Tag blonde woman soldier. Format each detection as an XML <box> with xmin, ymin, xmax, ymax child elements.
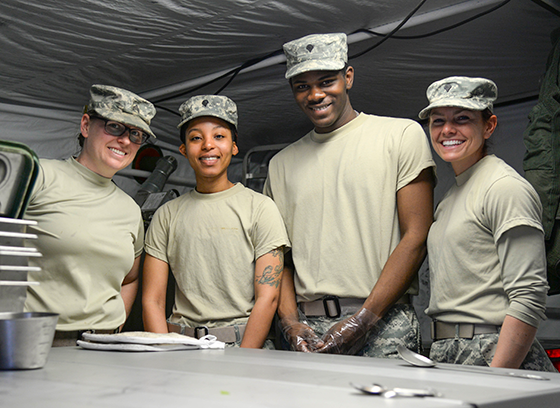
<box><xmin>25</xmin><ymin>85</ymin><xmax>156</xmax><ymax>346</ymax></box>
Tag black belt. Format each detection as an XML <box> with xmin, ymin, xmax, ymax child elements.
<box><xmin>53</xmin><ymin>329</ymin><xmax>119</xmax><ymax>347</ymax></box>
<box><xmin>54</xmin><ymin>329</ymin><xmax>119</xmax><ymax>339</ymax></box>
<box><xmin>431</xmin><ymin>321</ymin><xmax>500</xmax><ymax>340</ymax></box>
<box><xmin>167</xmin><ymin>322</ymin><xmax>246</xmax><ymax>343</ymax></box>
<box><xmin>298</xmin><ymin>295</ymin><xmax>410</xmax><ymax>318</ymax></box>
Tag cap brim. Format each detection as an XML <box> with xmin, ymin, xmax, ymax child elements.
<box><xmin>177</xmin><ymin>110</ymin><xmax>237</xmax><ymax>129</ymax></box>
<box><xmin>418</xmin><ymin>98</ymin><xmax>492</xmax><ymax>120</ymax></box>
<box><xmin>285</xmin><ymin>59</ymin><xmax>346</xmax><ymax>79</ymax></box>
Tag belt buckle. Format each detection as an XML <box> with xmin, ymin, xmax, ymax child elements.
<box><xmin>194</xmin><ymin>326</ymin><xmax>209</xmax><ymax>339</ymax></box>
<box><xmin>323</xmin><ymin>295</ymin><xmax>341</xmax><ymax>318</ymax></box>
<box><xmin>458</xmin><ymin>323</ymin><xmax>475</xmax><ymax>339</ymax></box>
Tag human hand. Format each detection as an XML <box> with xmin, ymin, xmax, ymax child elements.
<box><xmin>281</xmin><ymin>319</ymin><xmax>324</xmax><ymax>352</ymax></box>
<box><xmin>317</xmin><ymin>308</ymin><xmax>379</xmax><ymax>355</ymax></box>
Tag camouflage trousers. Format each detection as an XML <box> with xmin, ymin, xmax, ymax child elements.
<box><xmin>305</xmin><ymin>303</ymin><xmax>422</xmax><ymax>358</ymax></box>
<box><xmin>226</xmin><ymin>338</ymin><xmax>276</xmax><ymax>349</ymax></box>
<box><xmin>429</xmin><ymin>333</ymin><xmax>557</xmax><ymax>372</ymax></box>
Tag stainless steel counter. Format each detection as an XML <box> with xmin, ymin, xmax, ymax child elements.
<box><xmin>1</xmin><ymin>347</ymin><xmax>560</xmax><ymax>407</ymax></box>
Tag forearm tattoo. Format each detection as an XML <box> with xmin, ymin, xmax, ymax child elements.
<box><xmin>255</xmin><ymin>248</ymin><xmax>284</xmax><ymax>288</ymax></box>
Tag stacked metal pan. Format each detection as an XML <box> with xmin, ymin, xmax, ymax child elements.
<box><xmin>0</xmin><ymin>221</ymin><xmax>57</xmax><ymax>370</ymax></box>
<box><xmin>0</xmin><ymin>140</ymin><xmax>42</xmax><ymax>313</ymax></box>
<box><xmin>0</xmin><ymin>141</ymin><xmax>59</xmax><ymax>370</ymax></box>
<box><xmin>0</xmin><ymin>217</ymin><xmax>41</xmax><ymax>313</ymax></box>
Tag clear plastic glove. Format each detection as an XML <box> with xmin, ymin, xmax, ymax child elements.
<box><xmin>281</xmin><ymin>318</ymin><xmax>324</xmax><ymax>352</ymax></box>
<box><xmin>317</xmin><ymin>308</ymin><xmax>379</xmax><ymax>355</ymax></box>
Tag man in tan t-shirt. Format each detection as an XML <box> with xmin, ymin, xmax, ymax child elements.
<box><xmin>263</xmin><ymin>33</ymin><xmax>435</xmax><ymax>356</ymax></box>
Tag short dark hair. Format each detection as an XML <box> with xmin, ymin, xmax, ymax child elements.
<box><xmin>481</xmin><ymin>108</ymin><xmax>493</xmax><ymax>122</ymax></box>
<box><xmin>481</xmin><ymin>108</ymin><xmax>496</xmax><ymax>155</ymax></box>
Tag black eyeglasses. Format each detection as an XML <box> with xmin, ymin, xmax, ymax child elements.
<box><xmin>91</xmin><ymin>116</ymin><xmax>149</xmax><ymax>145</ymax></box>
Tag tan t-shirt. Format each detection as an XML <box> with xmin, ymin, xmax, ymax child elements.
<box><xmin>264</xmin><ymin>113</ymin><xmax>435</xmax><ymax>302</ymax></box>
<box><xmin>426</xmin><ymin>155</ymin><xmax>548</xmax><ymax>326</ymax></box>
<box><xmin>145</xmin><ymin>183</ymin><xmax>290</xmax><ymax>328</ymax></box>
<box><xmin>24</xmin><ymin>157</ymin><xmax>144</xmax><ymax>330</ymax></box>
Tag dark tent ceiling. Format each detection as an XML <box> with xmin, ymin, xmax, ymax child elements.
<box><xmin>1</xmin><ymin>0</ymin><xmax>559</xmax><ymax>188</ymax></box>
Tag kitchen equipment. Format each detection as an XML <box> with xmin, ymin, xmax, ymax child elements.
<box><xmin>351</xmin><ymin>382</ymin><xmax>437</xmax><ymax>397</ymax></box>
<box><xmin>0</xmin><ymin>280</ymin><xmax>39</xmax><ymax>286</ymax></box>
<box><xmin>0</xmin><ymin>140</ymin><xmax>39</xmax><ymax>219</ymax></box>
<box><xmin>0</xmin><ymin>217</ymin><xmax>38</xmax><ymax>241</ymax></box>
<box><xmin>0</xmin><ymin>141</ymin><xmax>42</xmax><ymax>312</ymax></box>
<box><xmin>350</xmin><ymin>382</ymin><xmax>474</xmax><ymax>405</ymax></box>
<box><xmin>0</xmin><ymin>312</ymin><xmax>58</xmax><ymax>370</ymax></box>
<box><xmin>0</xmin><ymin>217</ymin><xmax>41</xmax><ymax>313</ymax></box>
<box><xmin>397</xmin><ymin>345</ymin><xmax>550</xmax><ymax>380</ymax></box>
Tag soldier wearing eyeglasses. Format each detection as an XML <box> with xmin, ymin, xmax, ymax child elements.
<box><xmin>24</xmin><ymin>85</ymin><xmax>156</xmax><ymax>346</ymax></box>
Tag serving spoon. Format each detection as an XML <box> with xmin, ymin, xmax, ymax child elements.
<box><xmin>351</xmin><ymin>383</ymin><xmax>474</xmax><ymax>405</ymax></box>
<box><xmin>397</xmin><ymin>345</ymin><xmax>550</xmax><ymax>381</ymax></box>
<box><xmin>351</xmin><ymin>382</ymin><xmax>437</xmax><ymax>397</ymax></box>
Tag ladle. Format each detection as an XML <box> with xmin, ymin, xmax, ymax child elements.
<box><xmin>397</xmin><ymin>345</ymin><xmax>550</xmax><ymax>381</ymax></box>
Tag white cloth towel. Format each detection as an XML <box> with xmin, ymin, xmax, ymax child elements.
<box><xmin>77</xmin><ymin>331</ymin><xmax>225</xmax><ymax>352</ymax></box>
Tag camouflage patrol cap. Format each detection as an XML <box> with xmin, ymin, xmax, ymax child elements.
<box><xmin>419</xmin><ymin>76</ymin><xmax>498</xmax><ymax>119</ymax></box>
<box><xmin>283</xmin><ymin>33</ymin><xmax>348</xmax><ymax>79</ymax></box>
<box><xmin>177</xmin><ymin>95</ymin><xmax>238</xmax><ymax>129</ymax></box>
<box><xmin>85</xmin><ymin>84</ymin><xmax>157</xmax><ymax>138</ymax></box>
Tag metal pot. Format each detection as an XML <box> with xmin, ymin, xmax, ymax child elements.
<box><xmin>0</xmin><ymin>312</ymin><xmax>58</xmax><ymax>370</ymax></box>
